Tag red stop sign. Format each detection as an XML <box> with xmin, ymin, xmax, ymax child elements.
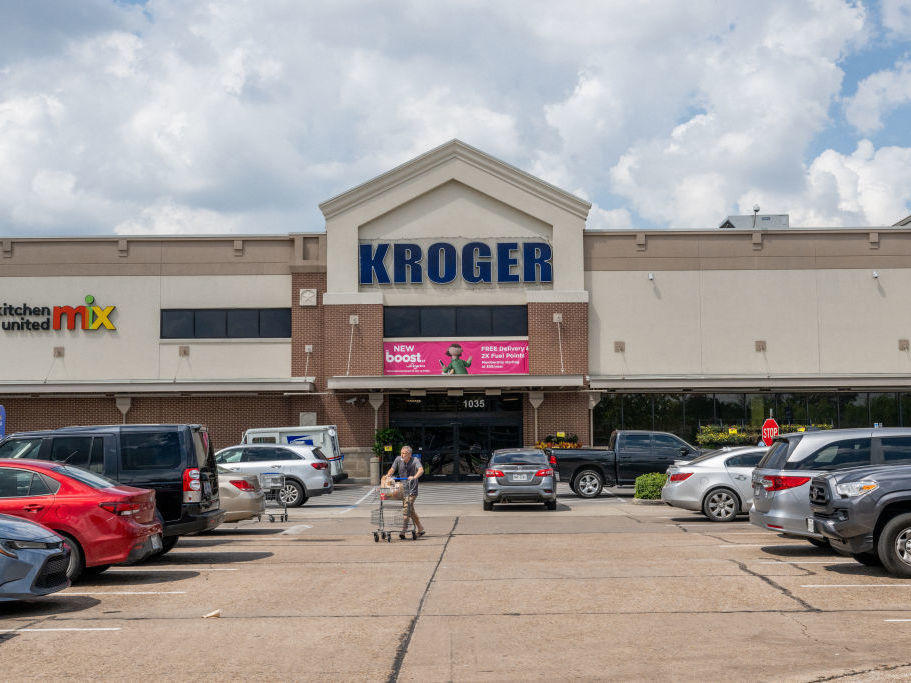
<box><xmin>762</xmin><ymin>418</ymin><xmax>779</xmax><ymax>446</ymax></box>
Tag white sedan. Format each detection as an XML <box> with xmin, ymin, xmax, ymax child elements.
<box><xmin>214</xmin><ymin>444</ymin><xmax>333</xmax><ymax>507</ymax></box>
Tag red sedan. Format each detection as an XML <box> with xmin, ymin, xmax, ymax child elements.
<box><xmin>0</xmin><ymin>459</ymin><xmax>163</xmax><ymax>580</ymax></box>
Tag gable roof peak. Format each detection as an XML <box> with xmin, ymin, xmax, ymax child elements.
<box><xmin>319</xmin><ymin>139</ymin><xmax>591</xmax><ymax>221</ymax></box>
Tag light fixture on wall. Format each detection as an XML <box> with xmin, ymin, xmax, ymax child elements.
<box><xmin>755</xmin><ymin>340</ymin><xmax>767</xmax><ymax>352</ymax></box>
<box><xmin>614</xmin><ymin>341</ymin><xmax>625</xmax><ymax>353</ymax></box>
<box><xmin>873</xmin><ymin>270</ymin><xmax>880</xmax><ymax>279</ymax></box>
<box><xmin>900</xmin><ymin>339</ymin><xmax>909</xmax><ymax>351</ymax></box>
<box><xmin>53</xmin><ymin>346</ymin><xmax>64</xmax><ymax>358</ymax></box>
<box><xmin>648</xmin><ymin>272</ymin><xmax>654</xmax><ymax>281</ymax></box>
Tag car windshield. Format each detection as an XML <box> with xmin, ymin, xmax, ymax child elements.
<box><xmin>490</xmin><ymin>452</ymin><xmax>547</xmax><ymax>465</ymax></box>
<box><xmin>53</xmin><ymin>465</ymin><xmax>119</xmax><ymax>490</ymax></box>
<box><xmin>0</xmin><ymin>438</ymin><xmax>43</xmax><ymax>459</ymax></box>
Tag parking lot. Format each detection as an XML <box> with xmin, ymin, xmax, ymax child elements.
<box><xmin>2</xmin><ymin>483</ymin><xmax>911</xmax><ymax>681</ymax></box>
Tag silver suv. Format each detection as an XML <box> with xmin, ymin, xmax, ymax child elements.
<box><xmin>750</xmin><ymin>428</ymin><xmax>911</xmax><ymax>545</ymax></box>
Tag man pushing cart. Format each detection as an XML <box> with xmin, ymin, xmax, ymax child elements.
<box><xmin>386</xmin><ymin>445</ymin><xmax>425</xmax><ymax>539</ymax></box>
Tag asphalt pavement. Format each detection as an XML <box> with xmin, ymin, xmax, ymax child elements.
<box><xmin>2</xmin><ymin>483</ymin><xmax>911</xmax><ymax>681</ymax></box>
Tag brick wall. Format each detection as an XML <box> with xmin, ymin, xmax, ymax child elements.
<box><xmin>522</xmin><ymin>392</ymin><xmax>590</xmax><ymax>446</ymax></box>
<box><xmin>527</xmin><ymin>302</ymin><xmax>588</xmax><ymax>376</ymax></box>
<box><xmin>323</xmin><ymin>304</ymin><xmax>383</xmax><ymax>379</ymax></box>
<box><xmin>291</xmin><ymin>272</ymin><xmax>326</xmax><ymax>386</ymax></box>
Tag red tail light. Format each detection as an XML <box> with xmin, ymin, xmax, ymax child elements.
<box><xmin>535</xmin><ymin>468</ymin><xmax>554</xmax><ymax>477</ymax></box>
<box><xmin>310</xmin><ymin>462</ymin><xmax>328</xmax><ymax>470</ymax></box>
<box><xmin>761</xmin><ymin>475</ymin><xmax>810</xmax><ymax>492</ymax></box>
<box><xmin>230</xmin><ymin>480</ymin><xmax>256</xmax><ymax>491</ymax></box>
<box><xmin>669</xmin><ymin>472</ymin><xmax>693</xmax><ymax>482</ymax></box>
<box><xmin>99</xmin><ymin>501</ymin><xmax>141</xmax><ymax>516</ymax></box>
<box><xmin>484</xmin><ymin>469</ymin><xmax>504</xmax><ymax>478</ymax></box>
<box><xmin>183</xmin><ymin>467</ymin><xmax>201</xmax><ymax>503</ymax></box>
<box><xmin>549</xmin><ymin>454</ymin><xmax>557</xmax><ymax>466</ymax></box>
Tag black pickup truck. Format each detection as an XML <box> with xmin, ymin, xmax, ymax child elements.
<box><xmin>811</xmin><ymin>462</ymin><xmax>911</xmax><ymax>576</ymax></box>
<box><xmin>550</xmin><ymin>430</ymin><xmax>700</xmax><ymax>498</ymax></box>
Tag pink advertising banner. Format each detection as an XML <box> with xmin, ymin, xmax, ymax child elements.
<box><xmin>384</xmin><ymin>340</ymin><xmax>529</xmax><ymax>376</ymax></box>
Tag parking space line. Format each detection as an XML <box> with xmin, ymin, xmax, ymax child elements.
<box><xmin>105</xmin><ymin>567</ymin><xmax>239</xmax><ymax>572</ymax></box>
<box><xmin>802</xmin><ymin>584</ymin><xmax>911</xmax><ymax>588</ymax></box>
<box><xmin>757</xmin><ymin>560</ymin><xmax>855</xmax><ymax>565</ymax></box>
<box><xmin>885</xmin><ymin>619</ymin><xmax>911</xmax><ymax>622</ymax></box>
<box><xmin>63</xmin><ymin>591</ymin><xmax>187</xmax><ymax>595</ymax></box>
<box><xmin>333</xmin><ymin>486</ymin><xmax>377</xmax><ymax>515</ymax></box>
<box><xmin>714</xmin><ymin>544</ymin><xmax>768</xmax><ymax>548</ymax></box>
<box><xmin>0</xmin><ymin>626</ymin><xmax>122</xmax><ymax>633</ymax></box>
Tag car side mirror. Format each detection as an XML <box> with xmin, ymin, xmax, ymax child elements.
<box><xmin>679</xmin><ymin>447</ymin><xmax>690</xmax><ymax>456</ymax></box>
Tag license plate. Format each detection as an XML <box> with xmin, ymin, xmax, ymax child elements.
<box><xmin>512</xmin><ymin>474</ymin><xmax>528</xmax><ymax>481</ymax></box>
<box><xmin>806</xmin><ymin>518</ymin><xmax>815</xmax><ymax>533</ymax></box>
<box><xmin>151</xmin><ymin>534</ymin><xmax>163</xmax><ymax>551</ymax></box>
<box><xmin>203</xmin><ymin>481</ymin><xmax>212</xmax><ymax>496</ymax></box>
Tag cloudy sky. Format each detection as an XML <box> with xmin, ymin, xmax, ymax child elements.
<box><xmin>1</xmin><ymin>0</ymin><xmax>910</xmax><ymax>236</ymax></box>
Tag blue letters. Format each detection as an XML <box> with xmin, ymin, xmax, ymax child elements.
<box><xmin>393</xmin><ymin>243</ymin><xmax>423</xmax><ymax>283</ymax></box>
<box><xmin>496</xmin><ymin>242</ymin><xmax>520</xmax><ymax>283</ymax></box>
<box><xmin>462</xmin><ymin>242</ymin><xmax>492</xmax><ymax>283</ymax></box>
<box><xmin>523</xmin><ymin>242</ymin><xmax>552</xmax><ymax>283</ymax></box>
<box><xmin>359</xmin><ymin>243</ymin><xmax>390</xmax><ymax>284</ymax></box>
<box><xmin>427</xmin><ymin>242</ymin><xmax>457</xmax><ymax>284</ymax></box>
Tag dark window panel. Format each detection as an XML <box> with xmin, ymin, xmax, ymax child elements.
<box><xmin>806</xmin><ymin>393</ymin><xmax>836</xmax><ymax>426</ymax></box>
<box><xmin>654</xmin><ymin>394</ymin><xmax>684</xmax><ymax>435</ymax></box>
<box><xmin>259</xmin><ymin>309</ymin><xmax>291</xmax><ymax>338</ymax></box>
<box><xmin>839</xmin><ymin>393</ymin><xmax>869</xmax><ymax>428</ymax></box>
<box><xmin>746</xmin><ymin>394</ymin><xmax>776</xmax><ymax>428</ymax></box>
<box><xmin>715</xmin><ymin>394</ymin><xmax>745</xmax><ymax>425</ymax></box>
<box><xmin>777</xmin><ymin>393</ymin><xmax>808</xmax><ymax>425</ymax></box>
<box><xmin>420</xmin><ymin>307</ymin><xmax>456</xmax><ymax>337</ymax></box>
<box><xmin>869</xmin><ymin>392</ymin><xmax>898</xmax><ymax>427</ymax></box>
<box><xmin>384</xmin><ymin>307</ymin><xmax>420</xmax><ymax>337</ymax></box>
<box><xmin>592</xmin><ymin>395</ymin><xmax>621</xmax><ymax>445</ymax></box>
<box><xmin>227</xmin><ymin>309</ymin><xmax>260</xmax><ymax>338</ymax></box>
<box><xmin>161</xmin><ymin>310</ymin><xmax>194</xmax><ymax>339</ymax></box>
<box><xmin>194</xmin><ymin>310</ymin><xmax>226</xmax><ymax>338</ymax></box>
<box><xmin>491</xmin><ymin>305</ymin><xmax>527</xmax><ymax>336</ymax></box>
<box><xmin>622</xmin><ymin>394</ymin><xmax>654</xmax><ymax>430</ymax></box>
<box><xmin>455</xmin><ymin>307</ymin><xmax>492</xmax><ymax>336</ymax></box>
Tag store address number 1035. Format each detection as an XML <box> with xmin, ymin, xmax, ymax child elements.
<box><xmin>463</xmin><ymin>398</ymin><xmax>486</xmax><ymax>410</ymax></box>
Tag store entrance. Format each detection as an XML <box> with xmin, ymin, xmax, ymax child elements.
<box><xmin>389</xmin><ymin>393</ymin><xmax>524</xmax><ymax>481</ymax></box>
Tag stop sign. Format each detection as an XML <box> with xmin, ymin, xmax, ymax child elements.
<box><xmin>762</xmin><ymin>418</ymin><xmax>779</xmax><ymax>446</ymax></box>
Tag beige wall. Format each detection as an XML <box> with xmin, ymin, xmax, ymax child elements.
<box><xmin>587</xmin><ymin>268</ymin><xmax>911</xmax><ymax>378</ymax></box>
<box><xmin>0</xmin><ymin>275</ymin><xmax>291</xmax><ymax>382</ymax></box>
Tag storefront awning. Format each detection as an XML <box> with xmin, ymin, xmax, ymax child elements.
<box><xmin>590</xmin><ymin>374</ymin><xmax>911</xmax><ymax>391</ymax></box>
<box><xmin>0</xmin><ymin>378</ymin><xmax>315</xmax><ymax>395</ymax></box>
<box><xmin>328</xmin><ymin>375</ymin><xmax>585</xmax><ymax>390</ymax></box>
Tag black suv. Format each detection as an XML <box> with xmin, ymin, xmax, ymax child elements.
<box><xmin>0</xmin><ymin>424</ymin><xmax>223</xmax><ymax>553</ymax></box>
<box><xmin>811</xmin><ymin>461</ymin><xmax>911</xmax><ymax>576</ymax></box>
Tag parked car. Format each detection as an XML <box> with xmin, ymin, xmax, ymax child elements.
<box><xmin>0</xmin><ymin>460</ymin><xmax>162</xmax><ymax>580</ymax></box>
<box><xmin>550</xmin><ymin>430</ymin><xmax>701</xmax><ymax>498</ymax></box>
<box><xmin>217</xmin><ymin>467</ymin><xmax>266</xmax><ymax>523</ymax></box>
<box><xmin>750</xmin><ymin>428</ymin><xmax>911</xmax><ymax>546</ymax></box>
<box><xmin>483</xmin><ymin>448</ymin><xmax>557</xmax><ymax>511</ymax></box>
<box><xmin>241</xmin><ymin>426</ymin><xmax>348</xmax><ymax>483</ymax></box>
<box><xmin>661</xmin><ymin>446</ymin><xmax>767</xmax><ymax>521</ymax></box>
<box><xmin>214</xmin><ymin>444</ymin><xmax>333</xmax><ymax>507</ymax></box>
<box><xmin>1</xmin><ymin>424</ymin><xmax>223</xmax><ymax>555</ymax></box>
<box><xmin>811</xmin><ymin>457</ymin><xmax>911</xmax><ymax>576</ymax></box>
<box><xmin>0</xmin><ymin>513</ymin><xmax>70</xmax><ymax>601</ymax></box>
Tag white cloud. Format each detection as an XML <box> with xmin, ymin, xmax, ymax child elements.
<box><xmin>882</xmin><ymin>0</ymin><xmax>911</xmax><ymax>37</ymax></box>
<box><xmin>844</xmin><ymin>60</ymin><xmax>911</xmax><ymax>133</ymax></box>
<box><xmin>0</xmin><ymin>0</ymin><xmax>906</xmax><ymax>236</ymax></box>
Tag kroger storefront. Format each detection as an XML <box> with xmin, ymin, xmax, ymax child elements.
<box><xmin>2</xmin><ymin>140</ymin><xmax>911</xmax><ymax>478</ymax></box>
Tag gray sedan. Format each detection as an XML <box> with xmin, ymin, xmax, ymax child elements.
<box><xmin>662</xmin><ymin>447</ymin><xmax>767</xmax><ymax>521</ymax></box>
<box><xmin>483</xmin><ymin>449</ymin><xmax>557</xmax><ymax>511</ymax></box>
<box><xmin>0</xmin><ymin>513</ymin><xmax>70</xmax><ymax>601</ymax></box>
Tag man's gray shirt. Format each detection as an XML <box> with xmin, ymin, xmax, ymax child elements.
<box><xmin>391</xmin><ymin>456</ymin><xmax>420</xmax><ymax>496</ymax></box>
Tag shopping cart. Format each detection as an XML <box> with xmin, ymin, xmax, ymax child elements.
<box><xmin>372</xmin><ymin>477</ymin><xmax>417</xmax><ymax>542</ymax></box>
<box><xmin>258</xmin><ymin>471</ymin><xmax>289</xmax><ymax>523</ymax></box>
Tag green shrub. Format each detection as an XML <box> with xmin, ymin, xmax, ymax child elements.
<box><xmin>372</xmin><ymin>427</ymin><xmax>405</xmax><ymax>463</ymax></box>
<box><xmin>634</xmin><ymin>472</ymin><xmax>668</xmax><ymax>499</ymax></box>
<box><xmin>695</xmin><ymin>424</ymin><xmax>833</xmax><ymax>447</ymax></box>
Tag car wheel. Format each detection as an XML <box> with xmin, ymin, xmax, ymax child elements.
<box><xmin>852</xmin><ymin>552</ymin><xmax>882</xmax><ymax>567</ymax></box>
<box><xmin>483</xmin><ymin>501</ymin><xmax>494</xmax><ymax>511</ymax></box>
<box><xmin>59</xmin><ymin>533</ymin><xmax>85</xmax><ymax>582</ymax></box>
<box><xmin>545</xmin><ymin>500</ymin><xmax>557</xmax><ymax>511</ymax></box>
<box><xmin>279</xmin><ymin>480</ymin><xmax>306</xmax><ymax>507</ymax></box>
<box><xmin>573</xmin><ymin>469</ymin><xmax>603</xmax><ymax>498</ymax></box>
<box><xmin>807</xmin><ymin>537</ymin><xmax>830</xmax><ymax>548</ymax></box>
<box><xmin>702</xmin><ymin>488</ymin><xmax>739</xmax><ymax>522</ymax></box>
<box><xmin>877</xmin><ymin>512</ymin><xmax>911</xmax><ymax>578</ymax></box>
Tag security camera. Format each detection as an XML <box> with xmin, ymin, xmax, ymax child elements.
<box><xmin>873</xmin><ymin>271</ymin><xmax>879</xmax><ymax>279</ymax></box>
<box><xmin>344</xmin><ymin>396</ymin><xmax>358</xmax><ymax>405</ymax></box>
<box><xmin>648</xmin><ymin>272</ymin><xmax>654</xmax><ymax>281</ymax></box>
<box><xmin>753</xmin><ymin>204</ymin><xmax>760</xmax><ymax>213</ymax></box>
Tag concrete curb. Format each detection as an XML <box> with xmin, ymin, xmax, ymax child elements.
<box><xmin>630</xmin><ymin>498</ymin><xmax>666</xmax><ymax>505</ymax></box>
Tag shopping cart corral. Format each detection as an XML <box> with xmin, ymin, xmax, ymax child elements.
<box><xmin>259</xmin><ymin>471</ymin><xmax>289</xmax><ymax>522</ymax></box>
<box><xmin>372</xmin><ymin>478</ymin><xmax>417</xmax><ymax>542</ymax></box>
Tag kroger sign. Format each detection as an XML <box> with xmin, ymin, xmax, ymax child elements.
<box><xmin>359</xmin><ymin>241</ymin><xmax>553</xmax><ymax>285</ymax></box>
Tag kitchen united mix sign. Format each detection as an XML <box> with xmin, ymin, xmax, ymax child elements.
<box><xmin>1</xmin><ymin>295</ymin><xmax>116</xmax><ymax>332</ymax></box>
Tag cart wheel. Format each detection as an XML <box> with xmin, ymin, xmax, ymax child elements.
<box><xmin>373</xmin><ymin>532</ymin><xmax>379</xmax><ymax>542</ymax></box>
<box><xmin>268</xmin><ymin>514</ymin><xmax>275</xmax><ymax>523</ymax></box>
<box><xmin>386</xmin><ymin>533</ymin><xmax>391</xmax><ymax>542</ymax></box>
<box><xmin>411</xmin><ymin>530</ymin><xmax>417</xmax><ymax>540</ymax></box>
